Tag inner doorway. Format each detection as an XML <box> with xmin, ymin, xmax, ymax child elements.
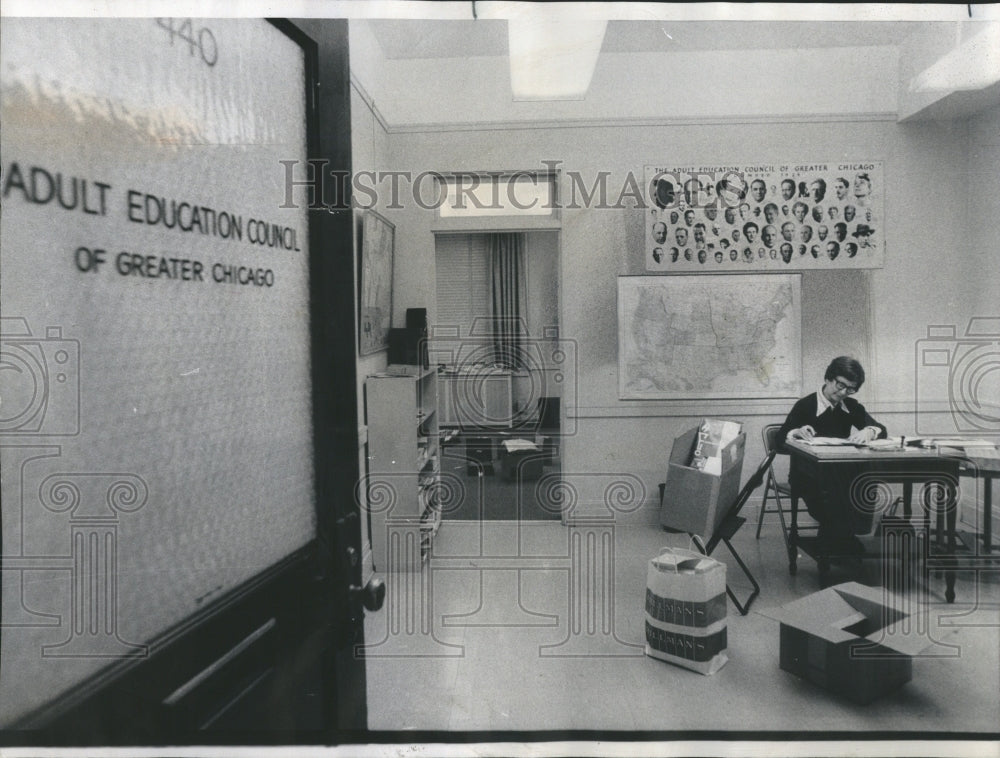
<box><xmin>431</xmin><ymin>230</ymin><xmax>562</xmax><ymax>521</ymax></box>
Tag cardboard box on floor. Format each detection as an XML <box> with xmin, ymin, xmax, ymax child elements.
<box><xmin>659</xmin><ymin>424</ymin><xmax>746</xmax><ymax>540</ymax></box>
<box><xmin>767</xmin><ymin>582</ymin><xmax>935</xmax><ymax>704</ymax></box>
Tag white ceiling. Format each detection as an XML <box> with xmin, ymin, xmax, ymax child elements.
<box><xmin>355</xmin><ymin>12</ymin><xmax>1000</xmax><ymax>127</ymax></box>
<box><xmin>368</xmin><ymin>18</ymin><xmax>941</xmax><ymax>60</ymax></box>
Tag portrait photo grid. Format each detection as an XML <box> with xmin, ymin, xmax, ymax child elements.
<box><xmin>645</xmin><ymin>162</ymin><xmax>884</xmax><ymax>271</ymax></box>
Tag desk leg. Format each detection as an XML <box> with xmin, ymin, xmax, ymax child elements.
<box><xmin>984</xmin><ymin>477</ymin><xmax>993</xmax><ymax>555</ymax></box>
<box><xmin>935</xmin><ymin>494</ymin><xmax>945</xmax><ymax>550</ymax></box>
<box><xmin>902</xmin><ymin>481</ymin><xmax>913</xmax><ymax>519</ymax></box>
<box><xmin>946</xmin><ymin>480</ymin><xmax>957</xmax><ymax>604</ymax></box>
<box><xmin>789</xmin><ymin>494</ymin><xmax>799</xmax><ymax>575</ymax></box>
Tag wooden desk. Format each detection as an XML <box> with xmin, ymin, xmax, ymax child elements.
<box><xmin>784</xmin><ymin>439</ymin><xmax>961</xmax><ymax>602</ymax></box>
<box><xmin>954</xmin><ymin>446</ymin><xmax>1000</xmax><ymax>554</ymax></box>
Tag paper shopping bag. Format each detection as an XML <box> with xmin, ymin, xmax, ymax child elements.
<box><xmin>644</xmin><ymin>547</ymin><xmax>728</xmax><ymax>675</ymax></box>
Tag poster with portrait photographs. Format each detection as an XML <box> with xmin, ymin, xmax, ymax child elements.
<box><xmin>644</xmin><ymin>162</ymin><xmax>884</xmax><ymax>271</ymax></box>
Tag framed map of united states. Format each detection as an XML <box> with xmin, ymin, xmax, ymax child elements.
<box><xmin>618</xmin><ymin>275</ymin><xmax>801</xmax><ymax>400</ymax></box>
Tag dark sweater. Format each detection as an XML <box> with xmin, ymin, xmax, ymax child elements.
<box><xmin>777</xmin><ymin>392</ymin><xmax>887</xmax><ymax>536</ymax></box>
<box><xmin>777</xmin><ymin>392</ymin><xmax>886</xmax><ymax>451</ymax></box>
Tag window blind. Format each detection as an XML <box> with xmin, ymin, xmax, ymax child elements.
<box><xmin>434</xmin><ymin>233</ymin><xmax>490</xmax><ymax>339</ymax></box>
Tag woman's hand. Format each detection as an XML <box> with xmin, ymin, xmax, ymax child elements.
<box><xmin>848</xmin><ymin>426</ymin><xmax>878</xmax><ymax>444</ymax></box>
<box><xmin>789</xmin><ymin>425</ymin><xmax>816</xmax><ymax>441</ymax></box>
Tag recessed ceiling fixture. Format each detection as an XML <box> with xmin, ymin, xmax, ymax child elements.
<box><xmin>507</xmin><ymin>18</ymin><xmax>608</xmax><ymax>100</ymax></box>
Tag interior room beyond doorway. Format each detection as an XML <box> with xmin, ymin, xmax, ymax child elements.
<box><xmin>432</xmin><ymin>230</ymin><xmax>561</xmax><ymax>521</ymax></box>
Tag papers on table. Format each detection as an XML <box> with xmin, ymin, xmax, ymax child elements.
<box><xmin>907</xmin><ymin>437</ymin><xmax>996</xmax><ymax>449</ymax></box>
<box><xmin>863</xmin><ymin>437</ymin><xmax>1000</xmax><ymax>454</ymax></box>
<box><xmin>502</xmin><ymin>438</ymin><xmax>539</xmax><ymax>453</ymax></box>
<box><xmin>798</xmin><ymin>435</ymin><xmax>999</xmax><ymax>451</ymax></box>
<box><xmin>799</xmin><ymin>437</ymin><xmax>858</xmax><ymax>446</ymax></box>
<box><xmin>797</xmin><ymin>426</ymin><xmax>873</xmax><ymax>446</ymax></box>
<box><xmin>864</xmin><ymin>438</ymin><xmax>908</xmax><ymax>450</ymax></box>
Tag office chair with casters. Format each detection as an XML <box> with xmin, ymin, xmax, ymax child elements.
<box><xmin>756</xmin><ymin>424</ymin><xmax>793</xmax><ymax>546</ymax></box>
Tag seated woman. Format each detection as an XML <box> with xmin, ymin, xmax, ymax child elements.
<box><xmin>777</xmin><ymin>356</ymin><xmax>887</xmax><ymax>553</ymax></box>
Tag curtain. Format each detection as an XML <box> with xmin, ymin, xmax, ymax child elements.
<box><xmin>488</xmin><ymin>232</ymin><xmax>525</xmax><ymax>369</ymax></box>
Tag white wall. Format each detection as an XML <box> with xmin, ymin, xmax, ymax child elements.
<box><xmin>373</xmin><ymin>115</ymin><xmax>991</xmax><ymax>521</ymax></box>
<box><xmin>348</xmin><ymin>20</ymin><xmax>999</xmax><ymax>527</ymax></box>
<box><xmin>962</xmin><ymin>105</ymin><xmax>1000</xmax><ymax>438</ymax></box>
<box><xmin>967</xmin><ymin>105</ymin><xmax>1000</xmax><ymax>318</ymax></box>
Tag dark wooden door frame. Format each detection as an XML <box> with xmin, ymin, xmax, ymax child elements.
<box><xmin>284</xmin><ymin>16</ymin><xmax>369</xmax><ymax>735</ymax></box>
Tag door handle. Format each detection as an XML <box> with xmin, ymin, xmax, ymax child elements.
<box><xmin>349</xmin><ymin>577</ymin><xmax>386</xmax><ymax>612</ymax></box>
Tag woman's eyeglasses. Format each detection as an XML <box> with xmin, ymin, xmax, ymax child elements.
<box><xmin>833</xmin><ymin>379</ymin><xmax>858</xmax><ymax>395</ymax></box>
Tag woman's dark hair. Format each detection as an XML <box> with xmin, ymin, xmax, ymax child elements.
<box><xmin>824</xmin><ymin>356</ymin><xmax>865</xmax><ymax>387</ymax></box>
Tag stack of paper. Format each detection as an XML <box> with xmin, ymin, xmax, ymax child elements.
<box><xmin>502</xmin><ymin>438</ymin><xmax>539</xmax><ymax>453</ymax></box>
<box><xmin>920</xmin><ymin>438</ymin><xmax>996</xmax><ymax>449</ymax></box>
<box><xmin>801</xmin><ymin>437</ymin><xmax>858</xmax><ymax>446</ymax></box>
<box><xmin>690</xmin><ymin>418</ymin><xmax>743</xmax><ymax>475</ymax></box>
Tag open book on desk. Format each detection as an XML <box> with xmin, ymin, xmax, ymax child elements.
<box><xmin>799</xmin><ymin>437</ymin><xmax>859</xmax><ymax>446</ymax></box>
<box><xmin>799</xmin><ymin>426</ymin><xmax>898</xmax><ymax>447</ymax></box>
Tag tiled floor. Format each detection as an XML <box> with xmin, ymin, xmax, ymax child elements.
<box><xmin>363</xmin><ymin>514</ymin><xmax>1000</xmax><ymax>734</ymax></box>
